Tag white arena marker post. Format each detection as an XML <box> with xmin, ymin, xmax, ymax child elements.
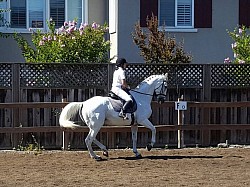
<box><xmin>175</xmin><ymin>95</ymin><xmax>187</xmax><ymax>149</ymax></box>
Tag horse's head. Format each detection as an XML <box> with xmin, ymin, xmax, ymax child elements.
<box><xmin>154</xmin><ymin>73</ymin><xmax>168</xmax><ymax>104</ymax></box>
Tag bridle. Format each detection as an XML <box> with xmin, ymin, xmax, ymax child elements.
<box><xmin>130</xmin><ymin>80</ymin><xmax>167</xmax><ymax>97</ymax></box>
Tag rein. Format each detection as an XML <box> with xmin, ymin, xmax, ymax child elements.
<box><xmin>130</xmin><ymin>80</ymin><xmax>167</xmax><ymax>97</ymax></box>
<box><xmin>130</xmin><ymin>89</ymin><xmax>154</xmax><ymax>96</ymax></box>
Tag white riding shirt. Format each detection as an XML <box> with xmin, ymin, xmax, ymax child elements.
<box><xmin>111</xmin><ymin>67</ymin><xmax>132</xmax><ymax>102</ymax></box>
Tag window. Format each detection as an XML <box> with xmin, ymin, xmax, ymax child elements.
<box><xmin>28</xmin><ymin>0</ymin><xmax>45</xmax><ymax>28</ymax></box>
<box><xmin>140</xmin><ymin>0</ymin><xmax>212</xmax><ymax>29</ymax></box>
<box><xmin>50</xmin><ymin>0</ymin><xmax>65</xmax><ymax>28</ymax></box>
<box><xmin>67</xmin><ymin>0</ymin><xmax>84</xmax><ymax>27</ymax></box>
<box><xmin>159</xmin><ymin>0</ymin><xmax>194</xmax><ymax>28</ymax></box>
<box><xmin>0</xmin><ymin>0</ymin><xmax>8</xmax><ymax>27</ymax></box>
<box><xmin>0</xmin><ymin>0</ymin><xmax>86</xmax><ymax>32</ymax></box>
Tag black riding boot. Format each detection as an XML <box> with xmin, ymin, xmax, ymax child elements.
<box><xmin>123</xmin><ymin>100</ymin><xmax>133</xmax><ymax>112</ymax></box>
<box><xmin>119</xmin><ymin>100</ymin><xmax>133</xmax><ymax>120</ymax></box>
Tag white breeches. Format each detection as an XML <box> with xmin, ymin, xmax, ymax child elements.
<box><xmin>111</xmin><ymin>87</ymin><xmax>132</xmax><ymax>102</ymax></box>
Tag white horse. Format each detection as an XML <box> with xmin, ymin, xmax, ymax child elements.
<box><xmin>59</xmin><ymin>74</ymin><xmax>168</xmax><ymax>160</ymax></box>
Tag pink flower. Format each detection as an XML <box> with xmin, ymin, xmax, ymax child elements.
<box><xmin>224</xmin><ymin>57</ymin><xmax>231</xmax><ymax>64</ymax></box>
<box><xmin>42</xmin><ymin>36</ymin><xmax>47</xmax><ymax>41</ymax></box>
<box><xmin>39</xmin><ymin>40</ymin><xmax>45</xmax><ymax>46</ymax></box>
<box><xmin>238</xmin><ymin>60</ymin><xmax>245</xmax><ymax>64</ymax></box>
<box><xmin>72</xmin><ymin>20</ymin><xmax>77</xmax><ymax>26</ymax></box>
<box><xmin>66</xmin><ymin>26</ymin><xmax>75</xmax><ymax>34</ymax></box>
<box><xmin>79</xmin><ymin>23</ymin><xmax>88</xmax><ymax>31</ymax></box>
<box><xmin>64</xmin><ymin>21</ymin><xmax>68</xmax><ymax>26</ymax></box>
<box><xmin>82</xmin><ymin>23</ymin><xmax>88</xmax><ymax>27</ymax></box>
<box><xmin>239</xmin><ymin>28</ymin><xmax>243</xmax><ymax>34</ymax></box>
<box><xmin>92</xmin><ymin>22</ymin><xmax>100</xmax><ymax>29</ymax></box>
<box><xmin>48</xmin><ymin>35</ymin><xmax>52</xmax><ymax>41</ymax></box>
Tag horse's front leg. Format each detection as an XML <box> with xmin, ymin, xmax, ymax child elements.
<box><xmin>138</xmin><ymin>119</ymin><xmax>156</xmax><ymax>151</ymax></box>
<box><xmin>131</xmin><ymin>124</ymin><xmax>142</xmax><ymax>158</ymax></box>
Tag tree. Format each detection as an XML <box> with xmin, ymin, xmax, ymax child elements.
<box><xmin>132</xmin><ymin>14</ymin><xmax>192</xmax><ymax>64</ymax></box>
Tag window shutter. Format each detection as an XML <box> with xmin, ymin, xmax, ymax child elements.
<box><xmin>239</xmin><ymin>0</ymin><xmax>250</xmax><ymax>27</ymax></box>
<box><xmin>50</xmin><ymin>0</ymin><xmax>65</xmax><ymax>28</ymax></box>
<box><xmin>177</xmin><ymin>0</ymin><xmax>192</xmax><ymax>26</ymax></box>
<box><xmin>194</xmin><ymin>0</ymin><xmax>212</xmax><ymax>28</ymax></box>
<box><xmin>140</xmin><ymin>0</ymin><xmax>158</xmax><ymax>27</ymax></box>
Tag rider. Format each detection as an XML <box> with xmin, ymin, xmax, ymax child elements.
<box><xmin>111</xmin><ymin>58</ymin><xmax>133</xmax><ymax>119</ymax></box>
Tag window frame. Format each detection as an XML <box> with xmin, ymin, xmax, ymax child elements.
<box><xmin>159</xmin><ymin>0</ymin><xmax>197</xmax><ymax>32</ymax></box>
<box><xmin>0</xmin><ymin>0</ymin><xmax>87</xmax><ymax>33</ymax></box>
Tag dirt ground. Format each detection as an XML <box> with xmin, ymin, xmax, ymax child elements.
<box><xmin>0</xmin><ymin>148</ymin><xmax>250</xmax><ymax>187</ymax></box>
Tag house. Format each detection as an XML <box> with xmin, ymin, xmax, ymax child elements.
<box><xmin>0</xmin><ymin>0</ymin><xmax>108</xmax><ymax>62</ymax></box>
<box><xmin>0</xmin><ymin>0</ymin><xmax>250</xmax><ymax>64</ymax></box>
<box><xmin>110</xmin><ymin>0</ymin><xmax>250</xmax><ymax>64</ymax></box>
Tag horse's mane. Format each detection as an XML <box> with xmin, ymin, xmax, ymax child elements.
<box><xmin>135</xmin><ymin>75</ymin><xmax>165</xmax><ymax>90</ymax></box>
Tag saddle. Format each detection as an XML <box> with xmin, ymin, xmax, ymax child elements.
<box><xmin>108</xmin><ymin>91</ymin><xmax>137</xmax><ymax>114</ymax></box>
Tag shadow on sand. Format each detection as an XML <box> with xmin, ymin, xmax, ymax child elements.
<box><xmin>109</xmin><ymin>155</ymin><xmax>223</xmax><ymax>161</ymax></box>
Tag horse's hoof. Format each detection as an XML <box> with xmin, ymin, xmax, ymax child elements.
<box><xmin>103</xmin><ymin>151</ymin><xmax>109</xmax><ymax>157</ymax></box>
<box><xmin>136</xmin><ymin>154</ymin><xmax>142</xmax><ymax>159</ymax></box>
<box><xmin>94</xmin><ymin>156</ymin><xmax>103</xmax><ymax>161</ymax></box>
<box><xmin>146</xmin><ymin>144</ymin><xmax>152</xmax><ymax>151</ymax></box>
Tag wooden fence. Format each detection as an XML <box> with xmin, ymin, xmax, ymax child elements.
<box><xmin>0</xmin><ymin>63</ymin><xmax>250</xmax><ymax>149</ymax></box>
<box><xmin>1</xmin><ymin>101</ymin><xmax>250</xmax><ymax>150</ymax></box>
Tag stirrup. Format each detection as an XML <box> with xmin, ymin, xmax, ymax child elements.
<box><xmin>119</xmin><ymin>111</ymin><xmax>129</xmax><ymax>120</ymax></box>
<box><xmin>119</xmin><ymin>111</ymin><xmax>124</xmax><ymax>117</ymax></box>
<box><xmin>123</xmin><ymin>114</ymin><xmax>129</xmax><ymax>120</ymax></box>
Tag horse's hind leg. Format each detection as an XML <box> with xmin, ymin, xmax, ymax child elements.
<box><xmin>93</xmin><ymin>139</ymin><xmax>108</xmax><ymax>157</ymax></box>
<box><xmin>85</xmin><ymin>129</ymin><xmax>102</xmax><ymax>160</ymax></box>
<box><xmin>131</xmin><ymin>125</ymin><xmax>142</xmax><ymax>158</ymax></box>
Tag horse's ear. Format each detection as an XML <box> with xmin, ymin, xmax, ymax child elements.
<box><xmin>164</xmin><ymin>73</ymin><xmax>168</xmax><ymax>81</ymax></box>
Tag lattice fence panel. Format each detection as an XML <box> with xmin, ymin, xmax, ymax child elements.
<box><xmin>211</xmin><ymin>64</ymin><xmax>250</xmax><ymax>88</ymax></box>
<box><xmin>126</xmin><ymin>64</ymin><xmax>203</xmax><ymax>88</ymax></box>
<box><xmin>0</xmin><ymin>64</ymin><xmax>12</xmax><ymax>88</ymax></box>
<box><xmin>1</xmin><ymin>63</ymin><xmax>250</xmax><ymax>89</ymax></box>
<box><xmin>20</xmin><ymin>63</ymin><xmax>109</xmax><ymax>88</ymax></box>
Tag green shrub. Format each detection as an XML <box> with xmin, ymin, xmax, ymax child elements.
<box><xmin>225</xmin><ymin>25</ymin><xmax>250</xmax><ymax>64</ymax></box>
<box><xmin>13</xmin><ymin>19</ymin><xmax>111</xmax><ymax>63</ymax></box>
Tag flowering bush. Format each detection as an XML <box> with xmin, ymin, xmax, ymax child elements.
<box><xmin>14</xmin><ymin>20</ymin><xmax>110</xmax><ymax>63</ymax></box>
<box><xmin>225</xmin><ymin>25</ymin><xmax>250</xmax><ymax>64</ymax></box>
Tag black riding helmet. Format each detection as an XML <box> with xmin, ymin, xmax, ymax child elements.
<box><xmin>116</xmin><ymin>58</ymin><xmax>128</xmax><ymax>68</ymax></box>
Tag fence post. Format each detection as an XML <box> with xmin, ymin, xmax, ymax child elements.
<box><xmin>108</xmin><ymin>63</ymin><xmax>115</xmax><ymax>91</ymax></box>
<box><xmin>201</xmin><ymin>64</ymin><xmax>211</xmax><ymax>146</ymax></box>
<box><xmin>12</xmin><ymin>64</ymin><xmax>20</xmax><ymax>148</ymax></box>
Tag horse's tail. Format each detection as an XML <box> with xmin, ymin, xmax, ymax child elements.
<box><xmin>59</xmin><ymin>102</ymin><xmax>83</xmax><ymax>129</ymax></box>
